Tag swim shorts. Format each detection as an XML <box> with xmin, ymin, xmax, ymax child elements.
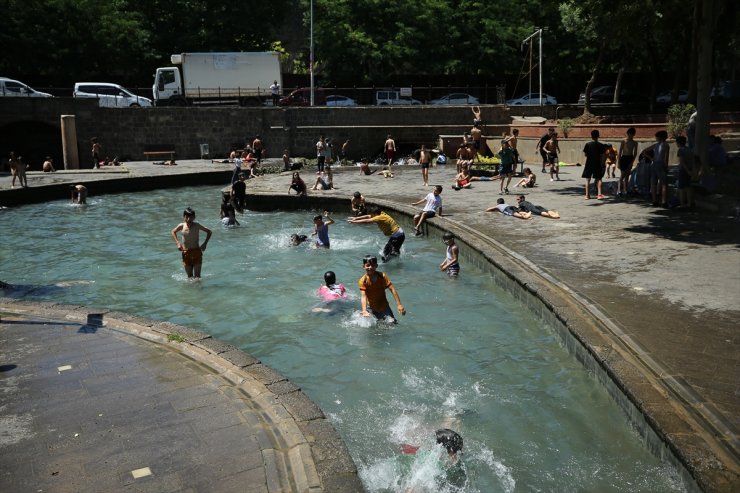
<box><xmin>181</xmin><ymin>248</ymin><xmax>203</xmax><ymax>267</ymax></box>
<box><xmin>369</xmin><ymin>305</ymin><xmax>397</xmax><ymax>322</ymax></box>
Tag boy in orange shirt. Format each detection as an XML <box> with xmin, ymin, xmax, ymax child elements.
<box><xmin>358</xmin><ymin>255</ymin><xmax>405</xmax><ymax>322</ymax></box>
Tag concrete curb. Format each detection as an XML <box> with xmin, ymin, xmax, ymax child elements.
<box><xmin>0</xmin><ymin>299</ymin><xmax>365</xmax><ymax>493</ymax></box>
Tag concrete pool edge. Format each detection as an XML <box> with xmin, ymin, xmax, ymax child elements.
<box><xmin>0</xmin><ymin>299</ymin><xmax>365</xmax><ymax>493</ymax></box>
<box><xmin>245</xmin><ymin>192</ymin><xmax>736</xmax><ymax>493</ymax></box>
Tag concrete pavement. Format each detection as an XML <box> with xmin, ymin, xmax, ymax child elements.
<box><xmin>1</xmin><ymin>158</ymin><xmax>738</xmax><ymax>492</ymax></box>
<box><xmin>0</xmin><ymin>302</ymin><xmax>363</xmax><ymax>493</ymax></box>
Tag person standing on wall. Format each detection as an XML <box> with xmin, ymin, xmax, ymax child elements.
<box><xmin>91</xmin><ymin>137</ymin><xmax>102</xmax><ymax>169</ymax></box>
<box><xmin>385</xmin><ymin>134</ymin><xmax>396</xmax><ymax>170</ymax></box>
<box><xmin>270</xmin><ymin>80</ymin><xmax>280</xmax><ymax>106</ymax></box>
<box><xmin>316</xmin><ymin>135</ymin><xmax>327</xmax><ymax>172</ymax></box>
<box><xmin>251</xmin><ymin>135</ymin><xmax>264</xmax><ymax>166</ymax></box>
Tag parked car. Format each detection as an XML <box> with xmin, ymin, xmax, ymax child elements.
<box><xmin>711</xmin><ymin>80</ymin><xmax>740</xmax><ymax>101</ymax></box>
<box><xmin>279</xmin><ymin>87</ymin><xmax>326</xmax><ymax>106</ymax></box>
<box><xmin>0</xmin><ymin>77</ymin><xmax>52</xmax><ymax>98</ymax></box>
<box><xmin>74</xmin><ymin>82</ymin><xmax>152</xmax><ymax>107</ymax></box>
<box><xmin>325</xmin><ymin>95</ymin><xmax>358</xmax><ymax>107</ymax></box>
<box><xmin>375</xmin><ymin>90</ymin><xmax>421</xmax><ymax>105</ymax></box>
<box><xmin>429</xmin><ymin>93</ymin><xmax>479</xmax><ymax>105</ymax></box>
<box><xmin>399</xmin><ymin>96</ymin><xmax>423</xmax><ymax>105</ymax></box>
<box><xmin>506</xmin><ymin>92</ymin><xmax>558</xmax><ymax>105</ymax></box>
<box><xmin>577</xmin><ymin>85</ymin><xmax>634</xmax><ymax>104</ymax></box>
<box><xmin>656</xmin><ymin>90</ymin><xmax>688</xmax><ymax>104</ymax></box>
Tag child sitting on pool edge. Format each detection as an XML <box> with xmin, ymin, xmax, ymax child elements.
<box><xmin>359</xmin><ymin>255</ymin><xmax>405</xmax><ymax>322</ymax></box>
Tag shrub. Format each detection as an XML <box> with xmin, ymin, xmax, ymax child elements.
<box><xmin>558</xmin><ymin>118</ymin><xmax>574</xmax><ymax>137</ymax></box>
<box><xmin>667</xmin><ymin>103</ymin><xmax>696</xmax><ymax>139</ymax></box>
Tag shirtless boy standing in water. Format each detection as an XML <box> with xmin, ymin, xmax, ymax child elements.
<box><xmin>171</xmin><ymin>207</ymin><xmax>212</xmax><ymax>278</ymax></box>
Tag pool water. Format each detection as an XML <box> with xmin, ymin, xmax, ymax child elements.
<box><xmin>0</xmin><ymin>186</ymin><xmax>688</xmax><ymax>492</ymax></box>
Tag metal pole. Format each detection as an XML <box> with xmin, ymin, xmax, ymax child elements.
<box><xmin>310</xmin><ymin>0</ymin><xmax>314</xmax><ymax>107</ymax></box>
<box><xmin>538</xmin><ymin>29</ymin><xmax>543</xmax><ymax>107</ymax></box>
<box><xmin>528</xmin><ymin>39</ymin><xmax>532</xmax><ymax>99</ymax></box>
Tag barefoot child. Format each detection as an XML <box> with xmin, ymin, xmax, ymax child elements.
<box><xmin>171</xmin><ymin>207</ymin><xmax>212</xmax><ymax>278</ymax></box>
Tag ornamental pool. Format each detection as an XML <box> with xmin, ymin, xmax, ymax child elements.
<box><xmin>0</xmin><ymin>186</ymin><xmax>689</xmax><ymax>492</ymax></box>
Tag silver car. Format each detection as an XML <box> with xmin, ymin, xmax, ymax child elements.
<box><xmin>429</xmin><ymin>93</ymin><xmax>479</xmax><ymax>105</ymax></box>
<box><xmin>0</xmin><ymin>77</ymin><xmax>52</xmax><ymax>97</ymax></box>
<box><xmin>74</xmin><ymin>82</ymin><xmax>152</xmax><ymax>107</ymax></box>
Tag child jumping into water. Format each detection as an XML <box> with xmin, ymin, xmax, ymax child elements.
<box><xmin>348</xmin><ymin>206</ymin><xmax>405</xmax><ymax>262</ymax></box>
<box><xmin>358</xmin><ymin>255</ymin><xmax>405</xmax><ymax>322</ymax></box>
<box><xmin>171</xmin><ymin>207</ymin><xmax>212</xmax><ymax>278</ymax></box>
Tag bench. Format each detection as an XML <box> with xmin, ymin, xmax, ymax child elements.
<box><xmin>143</xmin><ymin>144</ymin><xmax>176</xmax><ymax>161</ymax></box>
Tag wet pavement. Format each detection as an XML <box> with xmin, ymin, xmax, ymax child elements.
<box><xmin>1</xmin><ymin>158</ymin><xmax>738</xmax><ymax>492</ymax></box>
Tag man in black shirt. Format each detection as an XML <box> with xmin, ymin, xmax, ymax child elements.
<box><xmin>582</xmin><ymin>129</ymin><xmax>607</xmax><ymax>199</ymax></box>
<box><xmin>535</xmin><ymin>127</ymin><xmax>554</xmax><ymax>173</ymax></box>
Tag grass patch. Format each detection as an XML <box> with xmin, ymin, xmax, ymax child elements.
<box><xmin>167</xmin><ymin>333</ymin><xmax>186</xmax><ymax>343</ymax></box>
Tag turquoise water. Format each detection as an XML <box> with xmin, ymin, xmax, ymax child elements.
<box><xmin>0</xmin><ymin>186</ymin><xmax>688</xmax><ymax>492</ymax></box>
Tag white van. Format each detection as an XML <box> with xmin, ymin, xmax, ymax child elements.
<box><xmin>0</xmin><ymin>77</ymin><xmax>52</xmax><ymax>97</ymax></box>
<box><xmin>375</xmin><ymin>90</ymin><xmax>421</xmax><ymax>105</ymax></box>
<box><xmin>74</xmin><ymin>82</ymin><xmax>152</xmax><ymax>107</ymax></box>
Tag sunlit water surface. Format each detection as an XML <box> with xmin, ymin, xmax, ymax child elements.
<box><xmin>0</xmin><ymin>186</ymin><xmax>688</xmax><ymax>492</ymax></box>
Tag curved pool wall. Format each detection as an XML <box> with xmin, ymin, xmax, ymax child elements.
<box><xmin>245</xmin><ymin>192</ymin><xmax>701</xmax><ymax>491</ymax></box>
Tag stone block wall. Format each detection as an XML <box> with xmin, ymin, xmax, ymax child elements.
<box><xmin>3</xmin><ymin>98</ymin><xmax>737</xmax><ymax>168</ymax></box>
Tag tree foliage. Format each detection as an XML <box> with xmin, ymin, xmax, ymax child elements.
<box><xmin>0</xmin><ymin>0</ymin><xmax>736</xmax><ymax>100</ymax></box>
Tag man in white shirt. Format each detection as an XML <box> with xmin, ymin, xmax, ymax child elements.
<box><xmin>411</xmin><ymin>185</ymin><xmax>443</xmax><ymax>235</ymax></box>
<box><xmin>270</xmin><ymin>80</ymin><xmax>280</xmax><ymax>106</ymax></box>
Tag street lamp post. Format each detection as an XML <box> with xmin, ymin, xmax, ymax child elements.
<box><xmin>521</xmin><ymin>28</ymin><xmax>543</xmax><ymax>106</ymax></box>
<box><xmin>310</xmin><ymin>0</ymin><xmax>314</xmax><ymax>106</ymax></box>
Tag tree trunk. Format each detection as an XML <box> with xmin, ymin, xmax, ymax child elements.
<box><xmin>695</xmin><ymin>0</ymin><xmax>720</xmax><ymax>176</ymax></box>
<box><xmin>688</xmin><ymin>0</ymin><xmax>700</xmax><ymax>104</ymax></box>
<box><xmin>614</xmin><ymin>64</ymin><xmax>625</xmax><ymax>104</ymax></box>
<box><xmin>583</xmin><ymin>40</ymin><xmax>606</xmax><ymax>115</ymax></box>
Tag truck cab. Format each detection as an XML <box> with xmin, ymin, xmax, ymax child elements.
<box><xmin>153</xmin><ymin>67</ymin><xmax>184</xmax><ymax>106</ymax></box>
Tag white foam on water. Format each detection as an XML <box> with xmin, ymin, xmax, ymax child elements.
<box><xmin>475</xmin><ymin>446</ymin><xmax>515</xmax><ymax>493</ymax></box>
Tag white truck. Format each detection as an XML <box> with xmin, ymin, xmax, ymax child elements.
<box><xmin>153</xmin><ymin>52</ymin><xmax>281</xmax><ymax>106</ymax></box>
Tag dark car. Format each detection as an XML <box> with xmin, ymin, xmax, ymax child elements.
<box><xmin>577</xmin><ymin>85</ymin><xmax>628</xmax><ymax>104</ymax></box>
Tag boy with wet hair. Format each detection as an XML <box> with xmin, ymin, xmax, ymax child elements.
<box><xmin>171</xmin><ymin>208</ymin><xmax>212</xmax><ymax>279</ymax></box>
<box><xmin>350</xmin><ymin>191</ymin><xmax>367</xmax><ymax>216</ymax></box>
<box><xmin>439</xmin><ymin>232</ymin><xmax>460</xmax><ymax>277</ymax></box>
<box><xmin>312</xmin><ymin>211</ymin><xmax>334</xmax><ymax>248</ymax></box>
<box><xmin>358</xmin><ymin>255</ymin><xmax>405</xmax><ymax>322</ymax></box>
